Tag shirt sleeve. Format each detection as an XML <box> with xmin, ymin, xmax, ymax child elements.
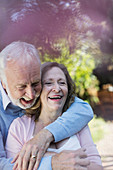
<box><xmin>77</xmin><ymin>125</ymin><xmax>102</xmax><ymax>165</ymax></box>
<box><xmin>45</xmin><ymin>97</ymin><xmax>93</xmax><ymax>142</ymax></box>
<box><xmin>0</xmin><ymin>157</ymin><xmax>14</xmax><ymax>170</ymax></box>
<box><xmin>38</xmin><ymin>156</ymin><xmax>52</xmax><ymax>170</ymax></box>
<box><xmin>0</xmin><ymin>131</ymin><xmax>14</xmax><ymax>170</ymax></box>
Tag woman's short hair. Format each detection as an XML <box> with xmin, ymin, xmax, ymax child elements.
<box><xmin>26</xmin><ymin>62</ymin><xmax>76</xmax><ymax>121</ymax></box>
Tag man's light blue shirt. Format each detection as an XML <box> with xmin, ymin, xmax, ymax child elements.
<box><xmin>0</xmin><ymin>82</ymin><xmax>93</xmax><ymax>170</ymax></box>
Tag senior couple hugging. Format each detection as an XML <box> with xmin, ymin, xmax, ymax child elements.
<box><xmin>0</xmin><ymin>41</ymin><xmax>103</xmax><ymax>170</ymax></box>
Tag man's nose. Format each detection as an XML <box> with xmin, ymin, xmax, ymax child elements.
<box><xmin>25</xmin><ymin>86</ymin><xmax>35</xmax><ymax>99</ymax></box>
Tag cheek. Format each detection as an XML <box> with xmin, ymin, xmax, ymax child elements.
<box><xmin>40</xmin><ymin>87</ymin><xmax>50</xmax><ymax>100</ymax></box>
<box><xmin>63</xmin><ymin>87</ymin><xmax>68</xmax><ymax>97</ymax></box>
<box><xmin>9</xmin><ymin>89</ymin><xmax>24</xmax><ymax>99</ymax></box>
<box><xmin>14</xmin><ymin>90</ymin><xmax>25</xmax><ymax>98</ymax></box>
<box><xmin>43</xmin><ymin>86</ymin><xmax>51</xmax><ymax>93</ymax></box>
<box><xmin>35</xmin><ymin>84</ymin><xmax>42</xmax><ymax>94</ymax></box>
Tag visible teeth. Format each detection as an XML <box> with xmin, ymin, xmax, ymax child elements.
<box><xmin>49</xmin><ymin>96</ymin><xmax>62</xmax><ymax>99</ymax></box>
<box><xmin>22</xmin><ymin>97</ymin><xmax>31</xmax><ymax>101</ymax></box>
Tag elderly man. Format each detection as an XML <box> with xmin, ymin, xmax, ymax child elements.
<box><xmin>0</xmin><ymin>41</ymin><xmax>93</xmax><ymax>170</ymax></box>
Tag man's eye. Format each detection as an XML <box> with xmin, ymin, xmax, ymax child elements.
<box><xmin>32</xmin><ymin>82</ymin><xmax>40</xmax><ymax>87</ymax></box>
<box><xmin>18</xmin><ymin>86</ymin><xmax>26</xmax><ymax>90</ymax></box>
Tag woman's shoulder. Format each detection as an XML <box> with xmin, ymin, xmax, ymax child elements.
<box><xmin>12</xmin><ymin>115</ymin><xmax>34</xmax><ymax>124</ymax></box>
<box><xmin>9</xmin><ymin>115</ymin><xmax>35</xmax><ymax>132</ymax></box>
<box><xmin>8</xmin><ymin>115</ymin><xmax>35</xmax><ymax>143</ymax></box>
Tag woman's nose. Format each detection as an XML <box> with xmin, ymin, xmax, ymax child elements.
<box><xmin>52</xmin><ymin>83</ymin><xmax>61</xmax><ymax>92</ymax></box>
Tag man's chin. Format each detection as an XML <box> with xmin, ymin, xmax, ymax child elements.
<box><xmin>12</xmin><ymin>100</ymin><xmax>35</xmax><ymax>109</ymax></box>
<box><xmin>19</xmin><ymin>98</ymin><xmax>37</xmax><ymax>109</ymax></box>
<box><xmin>17</xmin><ymin>103</ymin><xmax>34</xmax><ymax>109</ymax></box>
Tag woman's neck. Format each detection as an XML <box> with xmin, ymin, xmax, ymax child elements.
<box><xmin>38</xmin><ymin>108</ymin><xmax>62</xmax><ymax>126</ymax></box>
<box><xmin>33</xmin><ymin>107</ymin><xmax>62</xmax><ymax>136</ymax></box>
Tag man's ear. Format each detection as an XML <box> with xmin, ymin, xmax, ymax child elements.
<box><xmin>1</xmin><ymin>81</ymin><xmax>6</xmax><ymax>89</ymax></box>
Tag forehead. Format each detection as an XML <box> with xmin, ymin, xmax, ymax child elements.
<box><xmin>43</xmin><ymin>66</ymin><xmax>66</xmax><ymax>80</ymax></box>
<box><xmin>5</xmin><ymin>59</ymin><xmax>41</xmax><ymax>83</ymax></box>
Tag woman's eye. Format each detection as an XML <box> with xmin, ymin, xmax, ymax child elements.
<box><xmin>44</xmin><ymin>82</ymin><xmax>52</xmax><ymax>85</ymax></box>
<box><xmin>59</xmin><ymin>82</ymin><xmax>66</xmax><ymax>85</ymax></box>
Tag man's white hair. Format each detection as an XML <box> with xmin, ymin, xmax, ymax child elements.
<box><xmin>0</xmin><ymin>41</ymin><xmax>41</xmax><ymax>83</ymax></box>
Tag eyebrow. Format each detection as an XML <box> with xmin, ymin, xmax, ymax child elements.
<box><xmin>43</xmin><ymin>78</ymin><xmax>66</xmax><ymax>82</ymax></box>
<box><xmin>16</xmin><ymin>79</ymin><xmax>41</xmax><ymax>87</ymax></box>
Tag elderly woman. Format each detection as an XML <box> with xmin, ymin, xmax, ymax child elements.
<box><xmin>5</xmin><ymin>62</ymin><xmax>103</xmax><ymax>170</ymax></box>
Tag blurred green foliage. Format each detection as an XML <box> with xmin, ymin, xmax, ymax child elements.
<box><xmin>89</xmin><ymin>115</ymin><xmax>108</xmax><ymax>142</ymax></box>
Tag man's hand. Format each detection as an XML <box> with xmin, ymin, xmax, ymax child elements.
<box><xmin>52</xmin><ymin>148</ymin><xmax>90</xmax><ymax>170</ymax></box>
<box><xmin>12</xmin><ymin>129</ymin><xmax>54</xmax><ymax>170</ymax></box>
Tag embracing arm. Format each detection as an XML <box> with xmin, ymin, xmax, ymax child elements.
<box><xmin>11</xmin><ymin>97</ymin><xmax>93</xmax><ymax>169</ymax></box>
<box><xmin>0</xmin><ymin>115</ymin><xmax>13</xmax><ymax>170</ymax></box>
<box><xmin>5</xmin><ymin>117</ymin><xmax>53</xmax><ymax>170</ymax></box>
<box><xmin>6</xmin><ymin>124</ymin><xmax>90</xmax><ymax>170</ymax></box>
<box><xmin>45</xmin><ymin>97</ymin><xmax>93</xmax><ymax>142</ymax></box>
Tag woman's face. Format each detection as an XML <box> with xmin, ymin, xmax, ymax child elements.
<box><xmin>40</xmin><ymin>66</ymin><xmax>68</xmax><ymax>113</ymax></box>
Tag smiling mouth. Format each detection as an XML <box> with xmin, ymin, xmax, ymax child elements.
<box><xmin>20</xmin><ymin>98</ymin><xmax>34</xmax><ymax>105</ymax></box>
<box><xmin>48</xmin><ymin>96</ymin><xmax>63</xmax><ymax>100</ymax></box>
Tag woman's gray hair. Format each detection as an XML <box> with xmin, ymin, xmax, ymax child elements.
<box><xmin>0</xmin><ymin>41</ymin><xmax>41</xmax><ymax>83</ymax></box>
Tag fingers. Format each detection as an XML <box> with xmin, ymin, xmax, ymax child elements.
<box><xmin>12</xmin><ymin>129</ymin><xmax>53</xmax><ymax>170</ymax></box>
<box><xmin>69</xmin><ymin>148</ymin><xmax>87</xmax><ymax>159</ymax></box>
<box><xmin>11</xmin><ymin>153</ymin><xmax>19</xmax><ymax>163</ymax></box>
<box><xmin>13</xmin><ymin>162</ymin><xmax>18</xmax><ymax>170</ymax></box>
<box><xmin>27</xmin><ymin>149</ymin><xmax>38</xmax><ymax>170</ymax></box>
<box><xmin>27</xmin><ymin>156</ymin><xmax>37</xmax><ymax>170</ymax></box>
<box><xmin>13</xmin><ymin>149</ymin><xmax>26</xmax><ymax>170</ymax></box>
<box><xmin>21</xmin><ymin>150</ymin><xmax>31</xmax><ymax>170</ymax></box>
<box><xmin>76</xmin><ymin>158</ymin><xmax>90</xmax><ymax>167</ymax></box>
<box><xmin>52</xmin><ymin>149</ymin><xmax>90</xmax><ymax>170</ymax></box>
<box><xmin>33</xmin><ymin>148</ymin><xmax>45</xmax><ymax>170</ymax></box>
<box><xmin>74</xmin><ymin>165</ymin><xmax>88</xmax><ymax>170</ymax></box>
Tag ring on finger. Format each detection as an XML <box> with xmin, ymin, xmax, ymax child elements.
<box><xmin>31</xmin><ymin>155</ymin><xmax>36</xmax><ymax>159</ymax></box>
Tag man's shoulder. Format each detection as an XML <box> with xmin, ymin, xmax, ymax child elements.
<box><xmin>0</xmin><ymin>91</ymin><xmax>4</xmax><ymax>115</ymax></box>
<box><xmin>0</xmin><ymin>90</ymin><xmax>3</xmax><ymax>106</ymax></box>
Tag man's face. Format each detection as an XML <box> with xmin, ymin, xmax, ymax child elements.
<box><xmin>2</xmin><ymin>59</ymin><xmax>41</xmax><ymax>109</ymax></box>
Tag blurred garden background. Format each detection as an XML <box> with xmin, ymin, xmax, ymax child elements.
<box><xmin>0</xmin><ymin>0</ymin><xmax>113</xmax><ymax>169</ymax></box>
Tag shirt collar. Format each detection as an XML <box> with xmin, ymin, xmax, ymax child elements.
<box><xmin>0</xmin><ymin>82</ymin><xmax>11</xmax><ymax>110</ymax></box>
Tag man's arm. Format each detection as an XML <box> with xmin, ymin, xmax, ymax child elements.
<box><xmin>0</xmin><ymin>131</ymin><xmax>14</xmax><ymax>170</ymax></box>
<box><xmin>0</xmin><ymin>116</ymin><xmax>13</xmax><ymax>170</ymax></box>
<box><xmin>38</xmin><ymin>149</ymin><xmax>90</xmax><ymax>170</ymax></box>
<box><xmin>45</xmin><ymin>97</ymin><xmax>93</xmax><ymax>142</ymax></box>
<box><xmin>0</xmin><ymin>158</ymin><xmax>13</xmax><ymax>170</ymax></box>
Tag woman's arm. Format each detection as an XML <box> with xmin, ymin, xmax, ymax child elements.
<box><xmin>77</xmin><ymin>125</ymin><xmax>103</xmax><ymax>170</ymax></box>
